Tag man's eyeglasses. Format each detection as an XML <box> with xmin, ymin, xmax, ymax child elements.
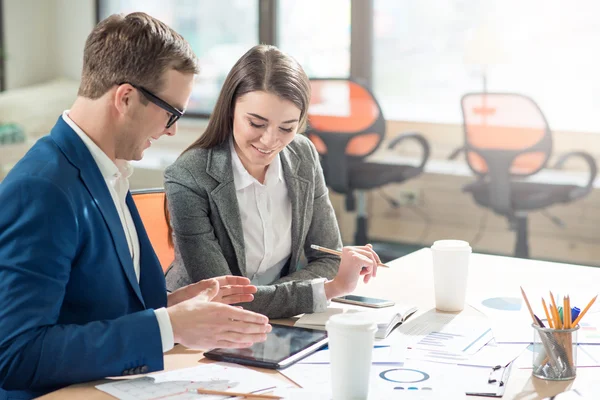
<box><xmin>120</xmin><ymin>82</ymin><xmax>184</xmax><ymax>128</ymax></box>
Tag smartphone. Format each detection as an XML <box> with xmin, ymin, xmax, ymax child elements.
<box><xmin>332</xmin><ymin>295</ymin><xmax>395</xmax><ymax>308</ymax></box>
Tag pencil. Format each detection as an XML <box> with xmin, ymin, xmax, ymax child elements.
<box><xmin>542</xmin><ymin>298</ymin><xmax>553</xmax><ymax>328</ymax></box>
<box><xmin>572</xmin><ymin>295</ymin><xmax>597</xmax><ymax>327</ymax></box>
<box><xmin>567</xmin><ymin>296</ymin><xmax>573</xmax><ymax>329</ymax></box>
<box><xmin>549</xmin><ymin>292</ymin><xmax>561</xmax><ymax>329</ymax></box>
<box><xmin>551</xmin><ymin>304</ymin><xmax>560</xmax><ymax>330</ymax></box>
<box><xmin>192</xmin><ymin>388</ymin><xmax>282</xmax><ymax>399</ymax></box>
<box><xmin>310</xmin><ymin>244</ymin><xmax>390</xmax><ymax>268</ymax></box>
<box><xmin>520</xmin><ymin>287</ymin><xmax>538</xmax><ymax>325</ymax></box>
<box><xmin>563</xmin><ymin>296</ymin><xmax>569</xmax><ymax>329</ymax></box>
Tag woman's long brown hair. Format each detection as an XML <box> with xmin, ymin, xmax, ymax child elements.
<box><xmin>165</xmin><ymin>44</ymin><xmax>311</xmax><ymax>248</ymax></box>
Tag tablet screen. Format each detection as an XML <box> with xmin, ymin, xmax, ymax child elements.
<box><xmin>204</xmin><ymin>324</ymin><xmax>328</xmax><ymax>369</ymax></box>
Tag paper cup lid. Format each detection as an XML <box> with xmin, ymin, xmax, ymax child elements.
<box><xmin>431</xmin><ymin>240</ymin><xmax>472</xmax><ymax>251</ymax></box>
<box><xmin>326</xmin><ymin>312</ymin><xmax>377</xmax><ymax>331</ymax></box>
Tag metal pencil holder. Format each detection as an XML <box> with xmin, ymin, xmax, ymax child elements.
<box><xmin>532</xmin><ymin>322</ymin><xmax>579</xmax><ymax>381</ymax></box>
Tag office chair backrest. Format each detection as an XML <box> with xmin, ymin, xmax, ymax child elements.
<box><xmin>131</xmin><ymin>188</ymin><xmax>173</xmax><ymax>273</ymax></box>
<box><xmin>461</xmin><ymin>93</ymin><xmax>552</xmax><ymax>176</ymax></box>
<box><xmin>306</xmin><ymin>78</ymin><xmax>386</xmax><ymax>193</ymax></box>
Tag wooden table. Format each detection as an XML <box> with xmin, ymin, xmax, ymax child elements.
<box><xmin>40</xmin><ymin>249</ymin><xmax>600</xmax><ymax>399</ymax></box>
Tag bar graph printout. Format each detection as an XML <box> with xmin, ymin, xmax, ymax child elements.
<box><xmin>395</xmin><ymin>309</ymin><xmax>493</xmax><ymax>355</ymax></box>
<box><xmin>96</xmin><ymin>363</ymin><xmax>289</xmax><ymax>400</ymax></box>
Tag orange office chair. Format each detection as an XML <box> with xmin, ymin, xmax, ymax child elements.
<box><xmin>131</xmin><ymin>188</ymin><xmax>174</xmax><ymax>273</ymax></box>
<box><xmin>306</xmin><ymin>78</ymin><xmax>430</xmax><ymax>245</ymax></box>
<box><xmin>454</xmin><ymin>93</ymin><xmax>597</xmax><ymax>258</ymax></box>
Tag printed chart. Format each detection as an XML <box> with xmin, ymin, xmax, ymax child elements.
<box><xmin>96</xmin><ymin>363</ymin><xmax>287</xmax><ymax>400</ymax></box>
<box><xmin>481</xmin><ymin>297</ymin><xmax>522</xmax><ymax>311</ymax></box>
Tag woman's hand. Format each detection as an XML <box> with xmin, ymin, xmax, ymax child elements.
<box><xmin>167</xmin><ymin>275</ymin><xmax>258</xmax><ymax>307</ymax></box>
<box><xmin>324</xmin><ymin>244</ymin><xmax>381</xmax><ymax>300</ymax></box>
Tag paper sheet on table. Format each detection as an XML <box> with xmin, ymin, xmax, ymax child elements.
<box><xmin>281</xmin><ymin>361</ymin><xmax>464</xmax><ymax>399</ymax></box>
<box><xmin>270</xmin><ymin>386</ymin><xmax>459</xmax><ymax>400</ymax></box>
<box><xmin>569</xmin><ymin>379</ymin><xmax>600</xmax><ymax>399</ymax></box>
<box><xmin>393</xmin><ymin>308</ymin><xmax>493</xmax><ymax>355</ymax></box>
<box><xmin>468</xmin><ymin>292</ymin><xmax>531</xmax><ymax>343</ymax></box>
<box><xmin>96</xmin><ymin>363</ymin><xmax>289</xmax><ymax>400</ymax></box>
<box><xmin>299</xmin><ymin>344</ymin><xmax>404</xmax><ymax>365</ymax></box>
<box><xmin>406</xmin><ymin>342</ymin><xmax>527</xmax><ymax>367</ymax></box>
<box><xmin>578</xmin><ymin>345</ymin><xmax>600</xmax><ymax>366</ymax></box>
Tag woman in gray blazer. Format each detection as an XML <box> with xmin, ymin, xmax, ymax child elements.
<box><xmin>164</xmin><ymin>45</ymin><xmax>381</xmax><ymax>319</ymax></box>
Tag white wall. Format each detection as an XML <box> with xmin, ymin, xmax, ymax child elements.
<box><xmin>54</xmin><ymin>0</ymin><xmax>95</xmax><ymax>81</ymax></box>
<box><xmin>3</xmin><ymin>0</ymin><xmax>57</xmax><ymax>89</ymax></box>
<box><xmin>2</xmin><ymin>0</ymin><xmax>95</xmax><ymax>89</ymax></box>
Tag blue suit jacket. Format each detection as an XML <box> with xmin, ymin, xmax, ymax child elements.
<box><xmin>0</xmin><ymin>117</ymin><xmax>167</xmax><ymax>399</ymax></box>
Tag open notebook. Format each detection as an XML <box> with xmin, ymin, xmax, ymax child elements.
<box><xmin>295</xmin><ymin>303</ymin><xmax>418</xmax><ymax>339</ymax></box>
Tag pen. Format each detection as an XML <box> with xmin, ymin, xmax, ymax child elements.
<box><xmin>320</xmin><ymin>344</ymin><xmax>389</xmax><ymax>351</ymax></box>
<box><xmin>310</xmin><ymin>244</ymin><xmax>390</xmax><ymax>268</ymax></box>
<box><xmin>534</xmin><ymin>315</ymin><xmax>545</xmax><ymax>328</ymax></box>
<box><xmin>571</xmin><ymin>307</ymin><xmax>581</xmax><ymax>323</ymax></box>
<box><xmin>188</xmin><ymin>388</ymin><xmax>282</xmax><ymax>399</ymax></box>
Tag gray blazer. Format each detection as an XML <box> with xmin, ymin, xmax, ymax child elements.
<box><xmin>164</xmin><ymin>134</ymin><xmax>342</xmax><ymax>318</ymax></box>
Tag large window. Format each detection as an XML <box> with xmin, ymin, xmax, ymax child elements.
<box><xmin>98</xmin><ymin>0</ymin><xmax>259</xmax><ymax>115</ymax></box>
<box><xmin>98</xmin><ymin>0</ymin><xmax>351</xmax><ymax>116</ymax></box>
<box><xmin>277</xmin><ymin>0</ymin><xmax>350</xmax><ymax>78</ymax></box>
<box><xmin>99</xmin><ymin>1</ymin><xmax>598</xmax><ymax>133</ymax></box>
<box><xmin>373</xmin><ymin>0</ymin><xmax>600</xmax><ymax>133</ymax></box>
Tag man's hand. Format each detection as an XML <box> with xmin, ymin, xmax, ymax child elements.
<box><xmin>324</xmin><ymin>244</ymin><xmax>381</xmax><ymax>300</ymax></box>
<box><xmin>167</xmin><ymin>280</ymin><xmax>271</xmax><ymax>349</ymax></box>
<box><xmin>167</xmin><ymin>275</ymin><xmax>257</xmax><ymax>307</ymax></box>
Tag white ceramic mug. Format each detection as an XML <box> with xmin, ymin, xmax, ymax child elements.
<box><xmin>431</xmin><ymin>240</ymin><xmax>472</xmax><ymax>312</ymax></box>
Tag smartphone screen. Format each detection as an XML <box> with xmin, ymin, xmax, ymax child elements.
<box><xmin>332</xmin><ymin>295</ymin><xmax>395</xmax><ymax>308</ymax></box>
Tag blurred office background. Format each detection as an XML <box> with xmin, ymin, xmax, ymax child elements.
<box><xmin>0</xmin><ymin>0</ymin><xmax>598</xmax><ymax>266</ymax></box>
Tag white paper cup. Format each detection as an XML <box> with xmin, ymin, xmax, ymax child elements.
<box><xmin>431</xmin><ymin>240</ymin><xmax>472</xmax><ymax>312</ymax></box>
<box><xmin>325</xmin><ymin>313</ymin><xmax>377</xmax><ymax>400</ymax></box>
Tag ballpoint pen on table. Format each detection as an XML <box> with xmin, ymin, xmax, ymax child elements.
<box><xmin>310</xmin><ymin>244</ymin><xmax>390</xmax><ymax>268</ymax></box>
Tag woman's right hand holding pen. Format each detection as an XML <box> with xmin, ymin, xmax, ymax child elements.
<box><xmin>324</xmin><ymin>244</ymin><xmax>381</xmax><ymax>300</ymax></box>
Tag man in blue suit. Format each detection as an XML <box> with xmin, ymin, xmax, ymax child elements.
<box><xmin>0</xmin><ymin>12</ymin><xmax>271</xmax><ymax>399</ymax></box>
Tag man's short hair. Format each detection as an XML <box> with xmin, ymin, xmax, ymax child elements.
<box><xmin>78</xmin><ymin>12</ymin><xmax>199</xmax><ymax>99</ymax></box>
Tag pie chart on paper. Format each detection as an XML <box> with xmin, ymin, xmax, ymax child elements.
<box><xmin>481</xmin><ymin>297</ymin><xmax>522</xmax><ymax>311</ymax></box>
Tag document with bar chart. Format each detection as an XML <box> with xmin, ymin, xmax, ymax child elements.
<box><xmin>395</xmin><ymin>310</ymin><xmax>493</xmax><ymax>355</ymax></box>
